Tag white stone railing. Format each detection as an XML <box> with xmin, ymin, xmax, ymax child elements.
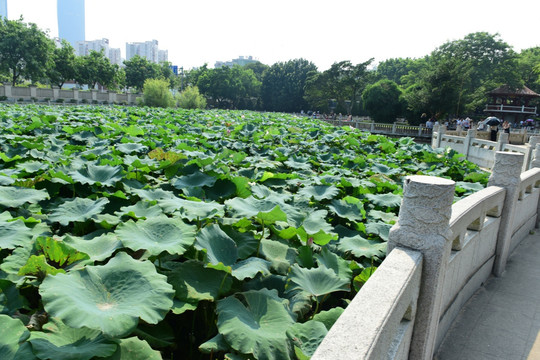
<box><xmin>0</xmin><ymin>84</ymin><xmax>141</xmax><ymax>105</ymax></box>
<box><xmin>323</xmin><ymin>119</ymin><xmax>433</xmax><ymax>138</ymax></box>
<box><xmin>313</xmin><ymin>152</ymin><xmax>540</xmax><ymax>359</ymax></box>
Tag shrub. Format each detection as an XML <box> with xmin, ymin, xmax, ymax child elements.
<box><xmin>175</xmin><ymin>86</ymin><xmax>207</xmax><ymax>109</ymax></box>
<box><xmin>69</xmin><ymin>99</ymin><xmax>77</xmax><ymax>103</ymax></box>
<box><xmin>81</xmin><ymin>99</ymin><xmax>88</xmax><ymax>104</ymax></box>
<box><xmin>56</xmin><ymin>98</ymin><xmax>64</xmax><ymax>103</ymax></box>
<box><xmin>92</xmin><ymin>100</ymin><xmax>98</xmax><ymax>105</ymax></box>
<box><xmin>0</xmin><ymin>96</ymin><xmax>7</xmax><ymax>101</ymax></box>
<box><xmin>142</xmin><ymin>78</ymin><xmax>174</xmax><ymax>108</ymax></box>
<box><xmin>18</xmin><ymin>98</ymin><xmax>24</xmax><ymax>102</ymax></box>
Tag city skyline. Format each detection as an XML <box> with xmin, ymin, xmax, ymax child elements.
<box><xmin>0</xmin><ymin>0</ymin><xmax>7</xmax><ymax>18</ymax></box>
<box><xmin>4</xmin><ymin>0</ymin><xmax>540</xmax><ymax>71</ymax></box>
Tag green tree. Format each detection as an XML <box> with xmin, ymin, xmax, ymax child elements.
<box><xmin>46</xmin><ymin>39</ymin><xmax>77</xmax><ymax>88</ymax></box>
<box><xmin>74</xmin><ymin>50</ymin><xmax>117</xmax><ymax>89</ymax></box>
<box><xmin>0</xmin><ymin>17</ymin><xmax>54</xmax><ymax>85</ymax></box>
<box><xmin>243</xmin><ymin>61</ymin><xmax>269</xmax><ymax>82</ymax></box>
<box><xmin>124</xmin><ymin>56</ymin><xmax>159</xmax><ymax>91</ymax></box>
<box><xmin>304</xmin><ymin>60</ymin><xmax>374</xmax><ymax>114</ymax></box>
<box><xmin>175</xmin><ymin>85</ymin><xmax>206</xmax><ymax>109</ymax></box>
<box><xmin>261</xmin><ymin>59</ymin><xmax>317</xmax><ymax>112</ymax></box>
<box><xmin>362</xmin><ymin>79</ymin><xmax>404</xmax><ymax>123</ymax></box>
<box><xmin>376</xmin><ymin>58</ymin><xmax>423</xmax><ymax>86</ymax></box>
<box><xmin>197</xmin><ymin>65</ymin><xmax>260</xmax><ymax>109</ymax></box>
<box><xmin>517</xmin><ymin>47</ymin><xmax>540</xmax><ymax>93</ymax></box>
<box><xmin>142</xmin><ymin>78</ymin><xmax>174</xmax><ymax>108</ymax></box>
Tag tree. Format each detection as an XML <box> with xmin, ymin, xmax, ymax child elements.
<box><xmin>46</xmin><ymin>39</ymin><xmax>77</xmax><ymax>88</ymax></box>
<box><xmin>243</xmin><ymin>61</ymin><xmax>269</xmax><ymax>82</ymax></box>
<box><xmin>376</xmin><ymin>58</ymin><xmax>423</xmax><ymax>86</ymax></box>
<box><xmin>175</xmin><ymin>85</ymin><xmax>206</xmax><ymax>109</ymax></box>
<box><xmin>74</xmin><ymin>50</ymin><xmax>117</xmax><ymax>89</ymax></box>
<box><xmin>197</xmin><ymin>65</ymin><xmax>260</xmax><ymax>109</ymax></box>
<box><xmin>0</xmin><ymin>17</ymin><xmax>54</xmax><ymax>85</ymax></box>
<box><xmin>304</xmin><ymin>60</ymin><xmax>374</xmax><ymax>114</ymax></box>
<box><xmin>142</xmin><ymin>78</ymin><xmax>174</xmax><ymax>108</ymax></box>
<box><xmin>124</xmin><ymin>56</ymin><xmax>159</xmax><ymax>91</ymax></box>
<box><xmin>261</xmin><ymin>59</ymin><xmax>317</xmax><ymax>112</ymax></box>
<box><xmin>517</xmin><ymin>47</ymin><xmax>540</xmax><ymax>94</ymax></box>
<box><xmin>362</xmin><ymin>79</ymin><xmax>404</xmax><ymax>123</ymax></box>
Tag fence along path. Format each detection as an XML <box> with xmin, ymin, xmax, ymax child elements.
<box><xmin>312</xmin><ymin>151</ymin><xmax>540</xmax><ymax>359</ymax></box>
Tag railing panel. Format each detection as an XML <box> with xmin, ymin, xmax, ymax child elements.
<box><xmin>312</xmin><ymin>248</ymin><xmax>423</xmax><ymax>360</ymax></box>
<box><xmin>11</xmin><ymin>87</ymin><xmax>30</xmax><ymax>97</ymax></box>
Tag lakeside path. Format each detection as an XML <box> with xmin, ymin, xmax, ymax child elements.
<box><xmin>435</xmin><ymin>231</ymin><xmax>540</xmax><ymax>360</ymax></box>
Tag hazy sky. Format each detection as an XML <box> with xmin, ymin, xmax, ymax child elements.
<box><xmin>6</xmin><ymin>0</ymin><xmax>540</xmax><ymax>70</ymax></box>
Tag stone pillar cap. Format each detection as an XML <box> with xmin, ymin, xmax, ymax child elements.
<box><xmin>405</xmin><ymin>175</ymin><xmax>455</xmax><ymax>186</ymax></box>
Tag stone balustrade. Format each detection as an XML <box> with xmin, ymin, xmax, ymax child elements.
<box><xmin>0</xmin><ymin>84</ymin><xmax>141</xmax><ymax>105</ymax></box>
<box><xmin>313</xmin><ymin>151</ymin><xmax>540</xmax><ymax>359</ymax></box>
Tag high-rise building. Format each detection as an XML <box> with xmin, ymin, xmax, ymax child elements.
<box><xmin>57</xmin><ymin>0</ymin><xmax>85</xmax><ymax>47</ymax></box>
<box><xmin>215</xmin><ymin>56</ymin><xmax>258</xmax><ymax>68</ymax></box>
<box><xmin>75</xmin><ymin>38</ymin><xmax>122</xmax><ymax>66</ymax></box>
<box><xmin>126</xmin><ymin>40</ymin><xmax>167</xmax><ymax>64</ymax></box>
<box><xmin>0</xmin><ymin>0</ymin><xmax>7</xmax><ymax>19</ymax></box>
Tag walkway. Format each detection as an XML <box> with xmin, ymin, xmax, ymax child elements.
<box><xmin>436</xmin><ymin>231</ymin><xmax>540</xmax><ymax>360</ymax></box>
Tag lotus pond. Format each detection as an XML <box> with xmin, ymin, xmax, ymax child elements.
<box><xmin>0</xmin><ymin>104</ymin><xmax>488</xmax><ymax>360</ymax></box>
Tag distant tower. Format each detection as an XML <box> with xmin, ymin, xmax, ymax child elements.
<box><xmin>0</xmin><ymin>0</ymin><xmax>7</xmax><ymax>19</ymax></box>
<box><xmin>57</xmin><ymin>0</ymin><xmax>85</xmax><ymax>47</ymax></box>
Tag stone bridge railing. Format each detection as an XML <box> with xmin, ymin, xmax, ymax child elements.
<box><xmin>323</xmin><ymin>119</ymin><xmax>433</xmax><ymax>138</ymax></box>
<box><xmin>313</xmin><ymin>152</ymin><xmax>540</xmax><ymax>359</ymax></box>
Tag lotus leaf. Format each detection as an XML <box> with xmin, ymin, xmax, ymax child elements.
<box><xmin>328</xmin><ymin>198</ymin><xmax>365</xmax><ymax>222</ymax></box>
<box><xmin>172</xmin><ymin>171</ymin><xmax>217</xmax><ymax>189</ymax></box>
<box><xmin>338</xmin><ymin>235</ymin><xmax>387</xmax><ymax>259</ymax></box>
<box><xmin>158</xmin><ymin>197</ymin><xmax>224</xmax><ymax>221</ymax></box>
<box><xmin>286</xmin><ymin>320</ymin><xmax>328</xmax><ymax>357</ymax></box>
<box><xmin>107</xmin><ymin>337</ymin><xmax>163</xmax><ymax>360</ymax></box>
<box><xmin>217</xmin><ymin>289</ymin><xmax>296</xmax><ymax>360</ymax></box>
<box><xmin>199</xmin><ymin>333</ymin><xmax>229</xmax><ymax>354</ymax></box>
<box><xmin>298</xmin><ymin>185</ymin><xmax>339</xmax><ymax>201</ymax></box>
<box><xmin>168</xmin><ymin>260</ymin><xmax>232</xmax><ymax>303</ymax></box>
<box><xmin>28</xmin><ymin>318</ymin><xmax>117</xmax><ymax>360</ymax></box>
<box><xmin>115</xmin><ymin>215</ymin><xmax>196</xmax><ymax>256</ymax></box>
<box><xmin>231</xmin><ymin>257</ymin><xmax>272</xmax><ymax>281</ymax></box>
<box><xmin>63</xmin><ymin>233</ymin><xmax>122</xmax><ymax>262</ymax></box>
<box><xmin>0</xmin><ymin>186</ymin><xmax>49</xmax><ymax>208</ymax></box>
<box><xmin>47</xmin><ymin>198</ymin><xmax>109</xmax><ymax>225</ymax></box>
<box><xmin>287</xmin><ymin>264</ymin><xmax>349</xmax><ymax>299</ymax></box>
<box><xmin>0</xmin><ymin>314</ymin><xmax>36</xmax><ymax>360</ymax></box>
<box><xmin>312</xmin><ymin>307</ymin><xmax>345</xmax><ymax>330</ymax></box>
<box><xmin>260</xmin><ymin>239</ymin><xmax>297</xmax><ymax>274</ymax></box>
<box><xmin>365</xmin><ymin>193</ymin><xmax>402</xmax><ymax>209</ymax></box>
<box><xmin>365</xmin><ymin>221</ymin><xmax>392</xmax><ymax>241</ymax></box>
<box><xmin>314</xmin><ymin>248</ymin><xmax>352</xmax><ymax>282</ymax></box>
<box><xmin>0</xmin><ymin>219</ymin><xmax>32</xmax><ymax>249</ymax></box>
<box><xmin>116</xmin><ymin>143</ymin><xmax>148</xmax><ymax>154</ymax></box>
<box><xmin>39</xmin><ymin>252</ymin><xmax>174</xmax><ymax>337</ymax></box>
<box><xmin>115</xmin><ymin>201</ymin><xmax>163</xmax><ymax>219</ymax></box>
<box><xmin>195</xmin><ymin>224</ymin><xmax>238</xmax><ymax>267</ymax></box>
<box><xmin>132</xmin><ymin>188</ymin><xmax>175</xmax><ymax>201</ymax></box>
<box><xmin>0</xmin><ymin>175</ymin><xmax>15</xmax><ymax>185</ymax></box>
<box><xmin>69</xmin><ymin>163</ymin><xmax>123</xmax><ymax>186</ymax></box>
<box><xmin>225</xmin><ymin>196</ymin><xmax>287</xmax><ymax>223</ymax></box>
<box><xmin>0</xmin><ymin>280</ymin><xmax>27</xmax><ymax>315</ymax></box>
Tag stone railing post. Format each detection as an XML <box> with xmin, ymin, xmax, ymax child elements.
<box><xmin>525</xmin><ymin>136</ymin><xmax>540</xmax><ymax>170</ymax></box>
<box><xmin>432</xmin><ymin>125</ymin><xmax>446</xmax><ymax>149</ymax></box>
<box><xmin>488</xmin><ymin>152</ymin><xmax>524</xmax><ymax>276</ymax></box>
<box><xmin>73</xmin><ymin>89</ymin><xmax>79</xmax><ymax>103</ymax></box>
<box><xmin>52</xmin><ymin>87</ymin><xmax>60</xmax><ymax>101</ymax></box>
<box><xmin>29</xmin><ymin>85</ymin><xmax>37</xmax><ymax>99</ymax></box>
<box><xmin>91</xmin><ymin>89</ymin><xmax>98</xmax><ymax>102</ymax></box>
<box><xmin>388</xmin><ymin>175</ymin><xmax>455</xmax><ymax>359</ymax></box>
<box><xmin>531</xmin><ymin>144</ymin><xmax>540</xmax><ymax>169</ymax></box>
<box><xmin>4</xmin><ymin>83</ymin><xmax>13</xmax><ymax>99</ymax></box>
<box><xmin>392</xmin><ymin>122</ymin><xmax>397</xmax><ymax>134</ymax></box>
<box><xmin>463</xmin><ymin>129</ymin><xmax>476</xmax><ymax>157</ymax></box>
<box><xmin>370</xmin><ymin>122</ymin><xmax>375</xmax><ymax>132</ymax></box>
<box><xmin>497</xmin><ymin>132</ymin><xmax>509</xmax><ymax>150</ymax></box>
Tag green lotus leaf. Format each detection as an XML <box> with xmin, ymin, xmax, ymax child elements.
<box><xmin>107</xmin><ymin>336</ymin><xmax>163</xmax><ymax>360</ymax></box>
<box><xmin>0</xmin><ymin>280</ymin><xmax>27</xmax><ymax>315</ymax></box>
<box><xmin>168</xmin><ymin>260</ymin><xmax>232</xmax><ymax>303</ymax></box>
<box><xmin>115</xmin><ymin>201</ymin><xmax>164</xmax><ymax>219</ymax></box>
<box><xmin>199</xmin><ymin>333</ymin><xmax>230</xmax><ymax>354</ymax></box>
<box><xmin>222</xmin><ymin>226</ymin><xmax>259</xmax><ymax>259</ymax></box>
<box><xmin>286</xmin><ymin>320</ymin><xmax>328</xmax><ymax>357</ymax></box>
<box><xmin>301</xmin><ymin>210</ymin><xmax>333</xmax><ymax>234</ymax></box>
<box><xmin>0</xmin><ymin>175</ymin><xmax>15</xmax><ymax>185</ymax></box>
<box><xmin>0</xmin><ymin>240</ymin><xmax>36</xmax><ymax>283</ymax></box>
<box><xmin>314</xmin><ymin>248</ymin><xmax>352</xmax><ymax>282</ymax></box>
<box><xmin>116</xmin><ymin>143</ymin><xmax>148</xmax><ymax>154</ymax></box>
<box><xmin>18</xmin><ymin>254</ymin><xmax>65</xmax><ymax>278</ymax></box>
<box><xmin>455</xmin><ymin>181</ymin><xmax>485</xmax><ymax>195</ymax></box>
<box><xmin>0</xmin><ymin>186</ymin><xmax>49</xmax><ymax>208</ymax></box>
<box><xmin>16</xmin><ymin>161</ymin><xmax>48</xmax><ymax>174</ymax></box>
<box><xmin>312</xmin><ymin>307</ymin><xmax>345</xmax><ymax>330</ymax></box>
<box><xmin>115</xmin><ymin>215</ymin><xmax>196</xmax><ymax>256</ymax></box>
<box><xmin>158</xmin><ymin>197</ymin><xmax>225</xmax><ymax>221</ymax></box>
<box><xmin>69</xmin><ymin>163</ymin><xmax>123</xmax><ymax>186</ymax></box>
<box><xmin>171</xmin><ymin>299</ymin><xmax>198</xmax><ymax>315</ymax></box>
<box><xmin>0</xmin><ymin>314</ymin><xmax>36</xmax><ymax>360</ymax></box>
<box><xmin>47</xmin><ymin>198</ymin><xmax>109</xmax><ymax>226</ymax></box>
<box><xmin>63</xmin><ymin>233</ymin><xmax>122</xmax><ymax>262</ymax></box>
<box><xmin>365</xmin><ymin>221</ymin><xmax>393</xmax><ymax>241</ymax></box>
<box><xmin>298</xmin><ymin>185</ymin><xmax>339</xmax><ymax>201</ymax></box>
<box><xmin>260</xmin><ymin>239</ymin><xmax>297</xmax><ymax>274</ymax></box>
<box><xmin>217</xmin><ymin>289</ymin><xmax>296</xmax><ymax>360</ymax></box>
<box><xmin>370</xmin><ymin>163</ymin><xmax>401</xmax><ymax>176</ymax></box>
<box><xmin>34</xmin><ymin>236</ymin><xmax>89</xmax><ymax>268</ymax></box>
<box><xmin>328</xmin><ymin>198</ymin><xmax>365</xmax><ymax>222</ymax></box>
<box><xmin>28</xmin><ymin>318</ymin><xmax>117</xmax><ymax>360</ymax></box>
<box><xmin>231</xmin><ymin>257</ymin><xmax>272</xmax><ymax>281</ymax></box>
<box><xmin>132</xmin><ymin>188</ymin><xmax>175</xmax><ymax>201</ymax></box>
<box><xmin>0</xmin><ymin>219</ymin><xmax>32</xmax><ymax>249</ymax></box>
<box><xmin>287</xmin><ymin>264</ymin><xmax>350</xmax><ymax>298</ymax></box>
<box><xmin>284</xmin><ymin>157</ymin><xmax>312</xmax><ymax>170</ymax></box>
<box><xmin>172</xmin><ymin>171</ymin><xmax>217</xmax><ymax>189</ymax></box>
<box><xmin>338</xmin><ymin>235</ymin><xmax>387</xmax><ymax>259</ymax></box>
<box><xmin>39</xmin><ymin>252</ymin><xmax>174</xmax><ymax>337</ymax></box>
<box><xmin>225</xmin><ymin>196</ymin><xmax>287</xmax><ymax>223</ymax></box>
<box><xmin>365</xmin><ymin>193</ymin><xmax>402</xmax><ymax>209</ymax></box>
<box><xmin>195</xmin><ymin>224</ymin><xmax>238</xmax><ymax>267</ymax></box>
<box><xmin>367</xmin><ymin>209</ymin><xmax>398</xmax><ymax>223</ymax></box>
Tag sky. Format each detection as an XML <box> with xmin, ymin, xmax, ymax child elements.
<box><xmin>6</xmin><ymin>0</ymin><xmax>540</xmax><ymax>71</ymax></box>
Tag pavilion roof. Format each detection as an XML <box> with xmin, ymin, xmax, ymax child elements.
<box><xmin>488</xmin><ymin>85</ymin><xmax>540</xmax><ymax>97</ymax></box>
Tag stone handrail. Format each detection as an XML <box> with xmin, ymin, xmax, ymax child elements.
<box><xmin>0</xmin><ymin>84</ymin><xmax>141</xmax><ymax>105</ymax></box>
<box><xmin>323</xmin><ymin>119</ymin><xmax>432</xmax><ymax>138</ymax></box>
<box><xmin>313</xmin><ymin>151</ymin><xmax>539</xmax><ymax>359</ymax></box>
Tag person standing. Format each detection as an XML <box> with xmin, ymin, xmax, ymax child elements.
<box><xmin>502</xmin><ymin>121</ymin><xmax>510</xmax><ymax>134</ymax></box>
<box><xmin>490</xmin><ymin>124</ymin><xmax>499</xmax><ymax>141</ymax></box>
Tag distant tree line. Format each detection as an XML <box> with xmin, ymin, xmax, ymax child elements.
<box><xmin>1</xmin><ymin>17</ymin><xmax>539</xmax><ymax>122</ymax></box>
